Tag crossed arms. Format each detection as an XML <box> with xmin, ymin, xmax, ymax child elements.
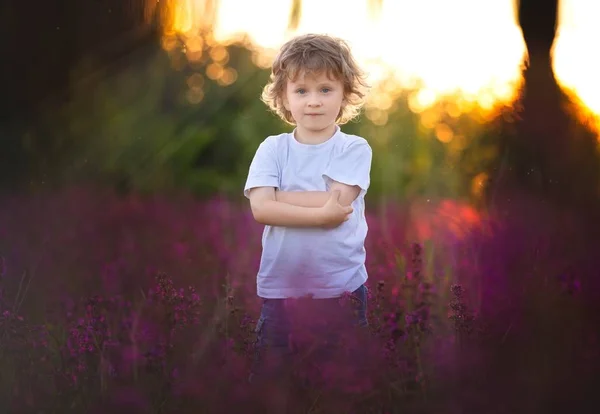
<box><xmin>248</xmin><ymin>182</ymin><xmax>360</xmax><ymax>228</ymax></box>
<box><xmin>246</xmin><ymin>138</ymin><xmax>371</xmax><ymax>228</ymax></box>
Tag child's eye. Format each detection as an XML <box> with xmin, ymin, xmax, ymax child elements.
<box><xmin>321</xmin><ymin>88</ymin><xmax>331</xmax><ymax>93</ymax></box>
<box><xmin>296</xmin><ymin>88</ymin><xmax>306</xmax><ymax>94</ymax></box>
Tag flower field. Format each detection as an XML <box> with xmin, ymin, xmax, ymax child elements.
<box><xmin>0</xmin><ymin>187</ymin><xmax>598</xmax><ymax>413</ymax></box>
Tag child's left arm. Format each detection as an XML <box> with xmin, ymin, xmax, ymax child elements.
<box><xmin>276</xmin><ymin>140</ymin><xmax>372</xmax><ymax>208</ymax></box>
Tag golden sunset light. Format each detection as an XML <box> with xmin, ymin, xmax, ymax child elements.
<box><xmin>552</xmin><ymin>0</ymin><xmax>600</xmax><ymax>134</ymax></box>
<box><xmin>159</xmin><ymin>0</ymin><xmax>599</xmax><ymax>138</ymax></box>
<box><xmin>160</xmin><ymin>0</ymin><xmax>527</xmax><ymax>120</ymax></box>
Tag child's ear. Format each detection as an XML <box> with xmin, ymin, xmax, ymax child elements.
<box><xmin>283</xmin><ymin>97</ymin><xmax>290</xmax><ymax>111</ymax></box>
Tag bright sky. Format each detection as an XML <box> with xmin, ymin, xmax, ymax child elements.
<box><xmin>552</xmin><ymin>0</ymin><xmax>600</xmax><ymax>131</ymax></box>
<box><xmin>210</xmin><ymin>0</ymin><xmax>526</xmax><ymax>109</ymax></box>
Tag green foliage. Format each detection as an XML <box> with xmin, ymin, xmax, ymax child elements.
<box><xmin>26</xmin><ymin>41</ymin><xmax>500</xmax><ymax>202</ymax></box>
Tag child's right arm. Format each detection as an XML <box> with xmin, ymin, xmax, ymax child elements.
<box><xmin>248</xmin><ymin>187</ymin><xmax>352</xmax><ymax>228</ymax></box>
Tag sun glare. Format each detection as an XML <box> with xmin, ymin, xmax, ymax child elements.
<box><xmin>552</xmin><ymin>0</ymin><xmax>600</xmax><ymax>135</ymax></box>
<box><xmin>161</xmin><ymin>0</ymin><xmax>528</xmax><ymax>120</ymax></box>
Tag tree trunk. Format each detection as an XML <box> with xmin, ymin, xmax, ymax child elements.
<box><xmin>489</xmin><ymin>0</ymin><xmax>600</xmax><ymax>214</ymax></box>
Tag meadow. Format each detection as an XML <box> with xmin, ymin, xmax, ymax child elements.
<box><xmin>0</xmin><ymin>186</ymin><xmax>598</xmax><ymax>413</ymax></box>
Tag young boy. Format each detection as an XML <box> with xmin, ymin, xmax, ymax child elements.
<box><xmin>244</xmin><ymin>33</ymin><xmax>372</xmax><ymax>383</ymax></box>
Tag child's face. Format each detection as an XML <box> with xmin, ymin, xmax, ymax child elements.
<box><xmin>283</xmin><ymin>71</ymin><xmax>345</xmax><ymax>138</ymax></box>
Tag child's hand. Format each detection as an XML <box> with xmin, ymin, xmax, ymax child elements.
<box><xmin>319</xmin><ymin>190</ymin><xmax>353</xmax><ymax>228</ymax></box>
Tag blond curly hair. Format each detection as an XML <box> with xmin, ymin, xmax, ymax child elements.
<box><xmin>261</xmin><ymin>33</ymin><xmax>369</xmax><ymax>125</ymax></box>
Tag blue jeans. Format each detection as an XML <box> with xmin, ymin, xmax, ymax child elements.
<box><xmin>249</xmin><ymin>284</ymin><xmax>369</xmax><ymax>384</ymax></box>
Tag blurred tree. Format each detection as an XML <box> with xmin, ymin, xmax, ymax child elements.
<box><xmin>486</xmin><ymin>0</ymin><xmax>600</xmax><ymax>212</ymax></box>
<box><xmin>0</xmin><ymin>0</ymin><xmax>156</xmax><ymax>192</ymax></box>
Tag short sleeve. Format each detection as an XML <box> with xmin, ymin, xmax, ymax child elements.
<box><xmin>322</xmin><ymin>139</ymin><xmax>372</xmax><ymax>197</ymax></box>
<box><xmin>243</xmin><ymin>137</ymin><xmax>280</xmax><ymax>199</ymax></box>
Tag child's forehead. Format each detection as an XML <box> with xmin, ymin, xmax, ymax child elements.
<box><xmin>287</xmin><ymin>70</ymin><xmax>341</xmax><ymax>84</ymax></box>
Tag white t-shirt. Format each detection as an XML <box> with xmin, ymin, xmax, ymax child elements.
<box><xmin>244</xmin><ymin>125</ymin><xmax>372</xmax><ymax>299</ymax></box>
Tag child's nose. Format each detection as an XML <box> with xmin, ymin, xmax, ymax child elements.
<box><xmin>308</xmin><ymin>97</ymin><xmax>322</xmax><ymax>106</ymax></box>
